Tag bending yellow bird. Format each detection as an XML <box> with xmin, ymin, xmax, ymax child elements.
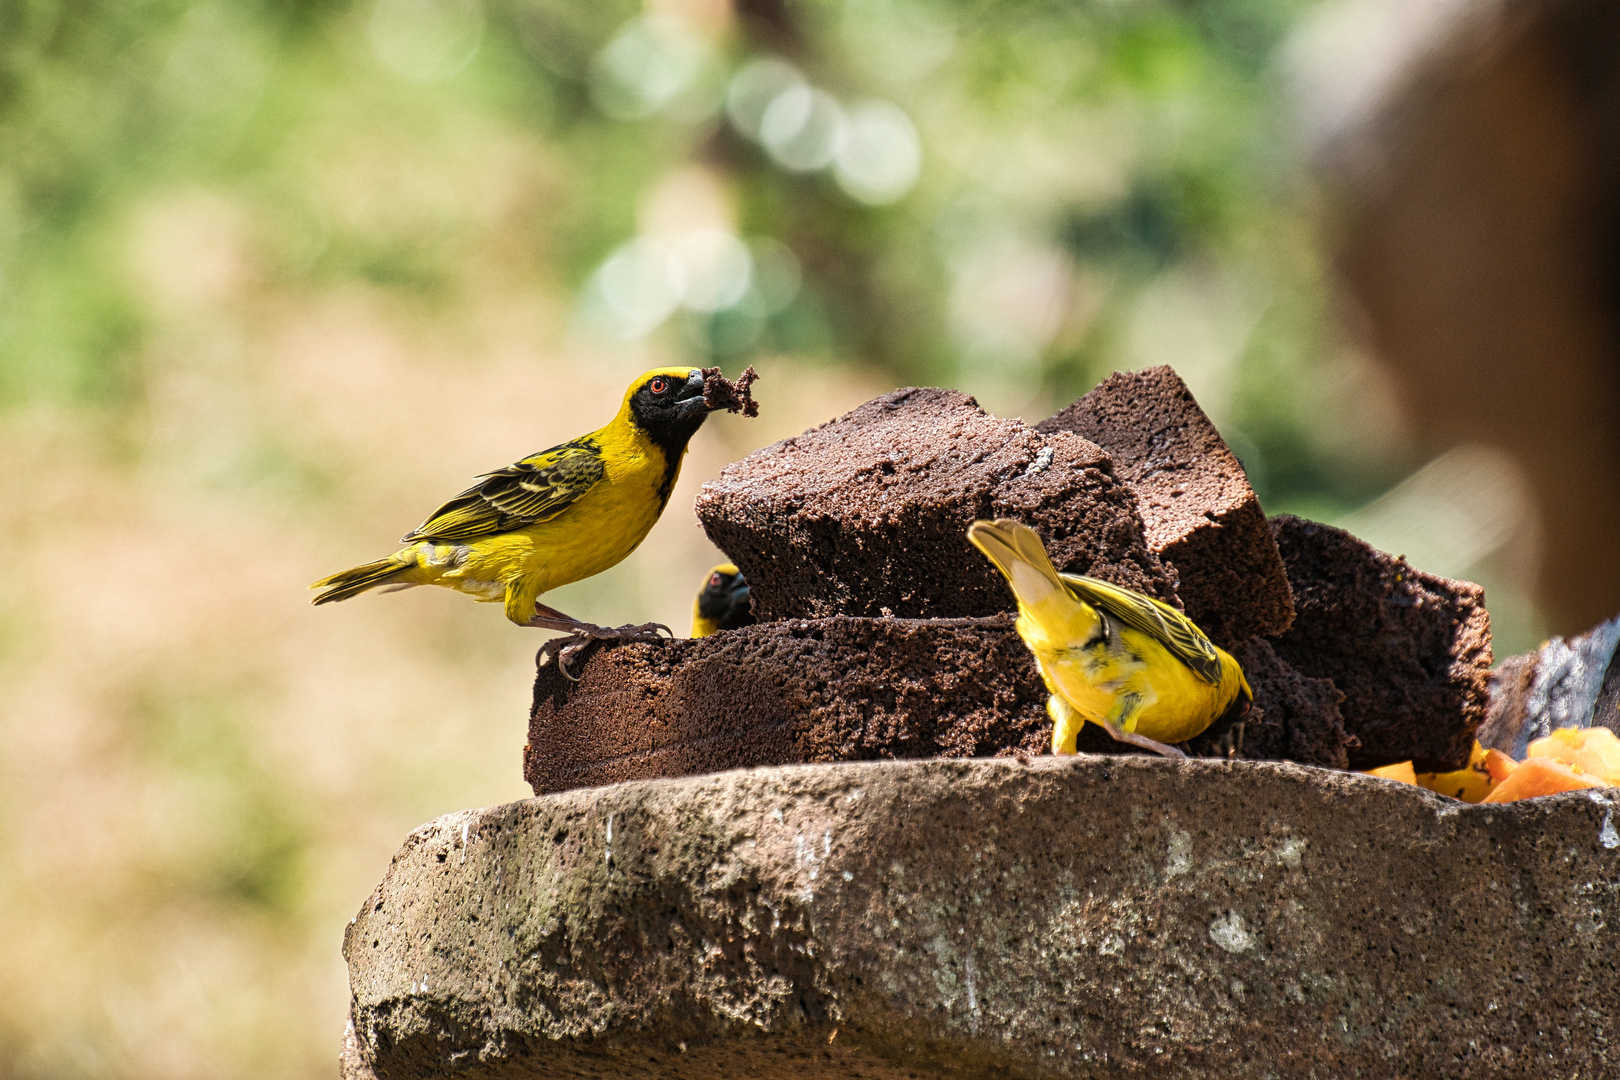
<box><xmin>967</xmin><ymin>518</ymin><xmax>1251</xmax><ymax>759</ymax></box>
<box><xmin>691</xmin><ymin>563</ymin><xmax>753</xmax><ymax>638</ymax></box>
<box><xmin>311</xmin><ymin>368</ymin><xmax>718</xmax><ymax>664</ymax></box>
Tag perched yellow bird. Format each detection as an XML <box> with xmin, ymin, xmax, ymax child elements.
<box><xmin>967</xmin><ymin>518</ymin><xmax>1251</xmax><ymax>759</ymax></box>
<box><xmin>311</xmin><ymin>367</ymin><xmax>719</xmax><ymax>667</ymax></box>
<box><xmin>691</xmin><ymin>563</ymin><xmax>753</xmax><ymax>638</ymax></box>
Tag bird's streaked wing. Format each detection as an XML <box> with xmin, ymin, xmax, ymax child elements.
<box><xmin>401</xmin><ymin>437</ymin><xmax>605</xmax><ymax>542</ymax></box>
<box><xmin>1058</xmin><ymin>572</ymin><xmax>1223</xmax><ymax>684</ymax></box>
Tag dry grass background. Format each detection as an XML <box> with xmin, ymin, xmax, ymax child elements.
<box><xmin>0</xmin><ymin>176</ymin><xmax>882</xmax><ymax>1076</ymax></box>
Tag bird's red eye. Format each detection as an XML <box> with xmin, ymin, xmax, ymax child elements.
<box><xmin>649</xmin><ymin>377</ymin><xmax>668</xmax><ymax>394</ymax></box>
<box><xmin>709</xmin><ymin>573</ymin><xmax>724</xmax><ymax>587</ymax></box>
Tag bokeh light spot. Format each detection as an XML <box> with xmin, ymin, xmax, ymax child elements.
<box><xmin>590</xmin><ymin>15</ymin><xmax>711</xmax><ymax>121</ymax></box>
<box><xmin>589</xmin><ymin>237</ymin><xmax>682</xmax><ymax>339</ymax></box>
<box><xmin>670</xmin><ymin>229</ymin><xmax>752</xmax><ymax>313</ymax></box>
<box><xmin>834</xmin><ymin>100</ymin><xmax>921</xmax><ymax>204</ymax></box>
<box><xmin>368</xmin><ymin>0</ymin><xmax>484</xmax><ymax>82</ymax></box>
<box><xmin>760</xmin><ymin>85</ymin><xmax>844</xmax><ymax>172</ymax></box>
<box><xmin>726</xmin><ymin>57</ymin><xmax>805</xmax><ymax>141</ymax></box>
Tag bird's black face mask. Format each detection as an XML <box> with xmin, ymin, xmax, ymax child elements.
<box><xmin>629</xmin><ymin>369</ymin><xmax>711</xmax><ymax>504</ymax></box>
<box><xmin>630</xmin><ymin>369</ymin><xmax>711</xmax><ymax>448</ymax></box>
<box><xmin>697</xmin><ymin>567</ymin><xmax>754</xmax><ymax>631</ymax></box>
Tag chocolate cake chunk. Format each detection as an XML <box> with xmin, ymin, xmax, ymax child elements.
<box><xmin>525</xmin><ymin>616</ymin><xmax>1054</xmax><ymax>796</ymax></box>
<box><xmin>695</xmin><ymin>387</ymin><xmax>1179</xmax><ymax>621</ymax></box>
<box><xmin>1268</xmin><ymin>515</ymin><xmax>1492</xmax><ymax>771</ymax></box>
<box><xmin>527</xmin><ymin>621</ymin><xmax>1353</xmax><ymax>797</ymax></box>
<box><xmin>1229</xmin><ymin>636</ymin><xmax>1351</xmax><ymax>770</ymax></box>
<box><xmin>1478</xmin><ymin>615</ymin><xmax>1620</xmax><ymax>758</ymax></box>
<box><xmin>1038</xmin><ymin>366</ymin><xmax>1293</xmax><ymax>647</ymax></box>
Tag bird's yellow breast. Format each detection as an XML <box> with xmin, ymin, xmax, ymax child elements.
<box><xmin>400</xmin><ymin>423</ymin><xmax>674</xmax><ymax>600</ymax></box>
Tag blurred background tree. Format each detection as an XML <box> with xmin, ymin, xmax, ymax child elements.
<box><xmin>0</xmin><ymin>0</ymin><xmax>1563</xmax><ymax>1076</ymax></box>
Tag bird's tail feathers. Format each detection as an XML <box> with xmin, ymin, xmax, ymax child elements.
<box><xmin>310</xmin><ymin>557</ymin><xmax>408</xmax><ymax>605</ymax></box>
<box><xmin>967</xmin><ymin>518</ymin><xmax>1067</xmax><ymax>609</ymax></box>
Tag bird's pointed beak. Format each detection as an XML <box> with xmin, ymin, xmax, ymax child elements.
<box><xmin>675</xmin><ymin>369</ymin><xmax>710</xmax><ymax>414</ymax></box>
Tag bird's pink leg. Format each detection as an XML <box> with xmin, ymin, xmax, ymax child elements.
<box><xmin>1099</xmin><ymin>694</ymin><xmax>1187</xmax><ymax>760</ymax></box>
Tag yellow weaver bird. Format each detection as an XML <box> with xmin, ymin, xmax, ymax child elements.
<box><xmin>967</xmin><ymin>518</ymin><xmax>1251</xmax><ymax>759</ymax></box>
<box><xmin>311</xmin><ymin>367</ymin><xmax>720</xmax><ymax>670</ymax></box>
<box><xmin>691</xmin><ymin>563</ymin><xmax>753</xmax><ymax>638</ymax></box>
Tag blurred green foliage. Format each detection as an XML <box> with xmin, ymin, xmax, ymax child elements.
<box><xmin>130</xmin><ymin>681</ymin><xmax>310</xmax><ymax>914</ymax></box>
<box><xmin>0</xmin><ymin>0</ymin><xmax>1406</xmax><ymax>514</ymax></box>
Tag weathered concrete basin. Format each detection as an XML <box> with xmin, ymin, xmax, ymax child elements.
<box><xmin>341</xmin><ymin>756</ymin><xmax>1620</xmax><ymax>1078</ymax></box>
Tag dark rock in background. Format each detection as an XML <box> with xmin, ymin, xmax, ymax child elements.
<box><xmin>1268</xmin><ymin>515</ymin><xmax>1491</xmax><ymax>772</ymax></box>
<box><xmin>1039</xmin><ymin>366</ymin><xmax>1294</xmax><ymax>649</ymax></box>
<box><xmin>344</xmin><ymin>757</ymin><xmax>1620</xmax><ymax>1080</ymax></box>
<box><xmin>695</xmin><ymin>387</ymin><xmax>1178</xmax><ymax>621</ymax></box>
<box><xmin>1315</xmin><ymin>0</ymin><xmax>1620</xmax><ymax>638</ymax></box>
<box><xmin>1480</xmin><ymin>615</ymin><xmax>1620</xmax><ymax>758</ymax></box>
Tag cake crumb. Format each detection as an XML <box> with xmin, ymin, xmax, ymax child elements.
<box><xmin>703</xmin><ymin>366</ymin><xmax>760</xmax><ymax>417</ymax></box>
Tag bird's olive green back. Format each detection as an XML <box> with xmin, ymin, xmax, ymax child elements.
<box><xmin>1058</xmin><ymin>573</ymin><xmax>1224</xmax><ymax>684</ymax></box>
<box><xmin>400</xmin><ymin>437</ymin><xmax>606</xmax><ymax>542</ymax></box>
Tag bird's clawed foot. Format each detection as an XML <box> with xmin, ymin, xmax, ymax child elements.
<box><xmin>532</xmin><ymin>615</ymin><xmax>673</xmax><ymax>681</ymax></box>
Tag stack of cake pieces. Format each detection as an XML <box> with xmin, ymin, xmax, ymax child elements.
<box><xmin>525</xmin><ymin>367</ymin><xmax>1496</xmax><ymax>796</ymax></box>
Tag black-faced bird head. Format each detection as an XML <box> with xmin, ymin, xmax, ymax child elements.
<box><xmin>692</xmin><ymin>562</ymin><xmax>754</xmax><ymax>637</ymax></box>
<box><xmin>698</xmin><ymin>563</ymin><xmax>753</xmax><ymax>630</ymax></box>
<box><xmin>627</xmin><ymin>367</ymin><xmax>712</xmax><ymax>453</ymax></box>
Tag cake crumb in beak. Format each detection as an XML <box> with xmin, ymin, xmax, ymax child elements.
<box><xmin>702</xmin><ymin>366</ymin><xmax>760</xmax><ymax>417</ymax></box>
